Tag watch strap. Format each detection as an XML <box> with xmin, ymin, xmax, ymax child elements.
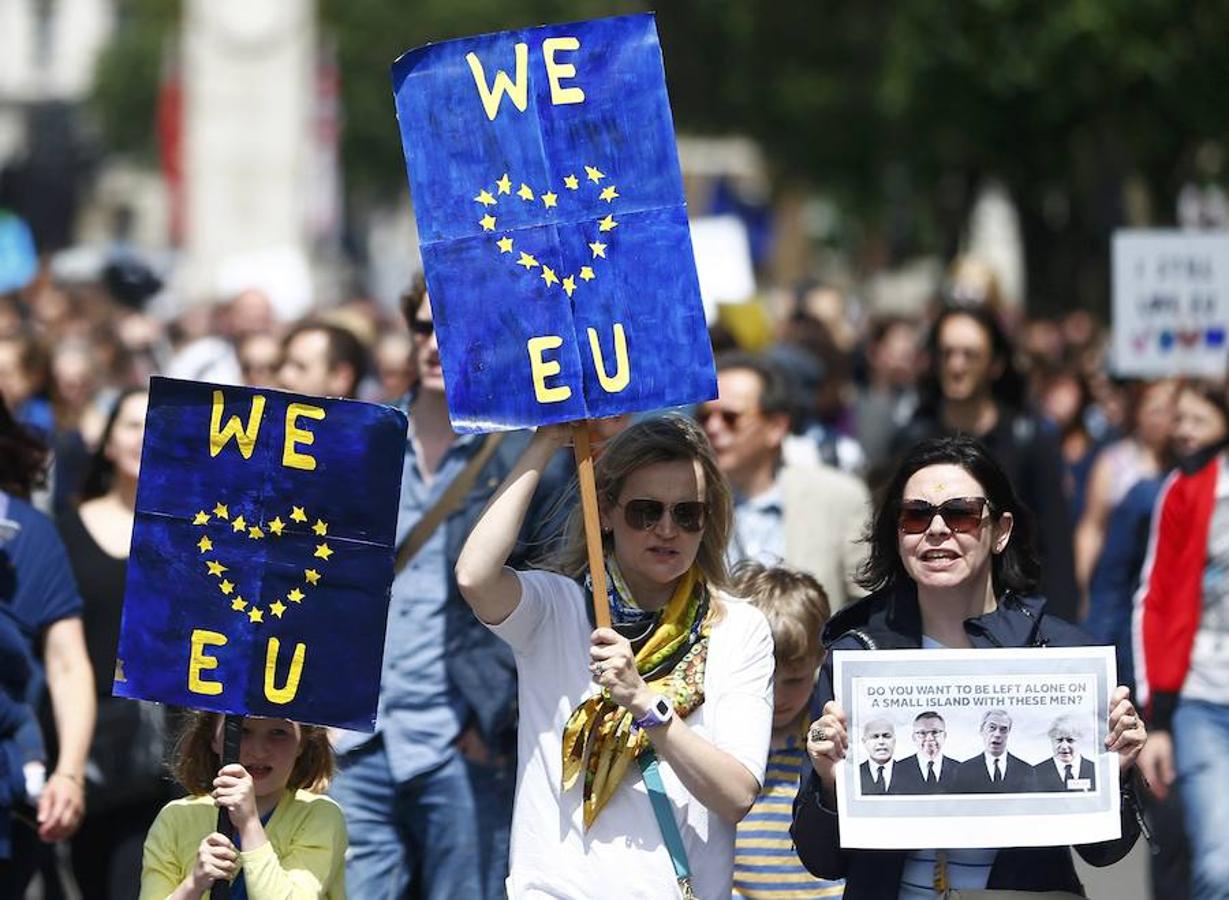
<box><xmin>633</xmin><ymin>695</ymin><xmax>672</xmax><ymax>730</ymax></box>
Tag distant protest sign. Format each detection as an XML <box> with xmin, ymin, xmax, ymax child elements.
<box><xmin>114</xmin><ymin>377</ymin><xmax>406</xmax><ymax>731</ymax></box>
<box><xmin>391</xmin><ymin>13</ymin><xmax>715</xmax><ymax>432</ymax></box>
<box><xmin>1112</xmin><ymin>230</ymin><xmax>1229</xmax><ymax>377</ymax></box>
<box><xmin>833</xmin><ymin>647</ymin><xmax>1120</xmax><ymax>850</ymax></box>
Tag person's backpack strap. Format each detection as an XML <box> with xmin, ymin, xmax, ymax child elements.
<box><xmin>393</xmin><ymin>433</ymin><xmax>506</xmax><ymax>574</ymax></box>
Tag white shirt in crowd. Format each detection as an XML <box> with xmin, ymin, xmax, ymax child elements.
<box><xmin>488</xmin><ymin>569</ymin><xmax>775</xmax><ymax>899</ymax></box>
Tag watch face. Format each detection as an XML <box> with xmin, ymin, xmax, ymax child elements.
<box><xmin>654</xmin><ymin>698</ymin><xmax>670</xmax><ymax>717</ymax></box>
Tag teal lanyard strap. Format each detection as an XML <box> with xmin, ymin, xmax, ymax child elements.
<box><xmin>638</xmin><ymin>749</ymin><xmax>696</xmax><ymax>897</ymax></box>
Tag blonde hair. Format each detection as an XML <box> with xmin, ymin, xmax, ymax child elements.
<box><xmin>550</xmin><ymin>414</ymin><xmax>733</xmax><ymax>591</ymax></box>
<box><xmin>733</xmin><ymin>561</ymin><xmax>830</xmax><ymax>666</ymax></box>
<box><xmin>171</xmin><ymin>711</ymin><xmax>334</xmax><ymax>796</ymax></box>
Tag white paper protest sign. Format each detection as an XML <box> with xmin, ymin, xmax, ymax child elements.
<box><xmin>689</xmin><ymin>215</ymin><xmax>756</xmax><ymax>323</ymax></box>
<box><xmin>1112</xmin><ymin>230</ymin><xmax>1229</xmax><ymax>377</ymax></box>
<box><xmin>833</xmin><ymin>646</ymin><xmax>1120</xmax><ymax>850</ymax></box>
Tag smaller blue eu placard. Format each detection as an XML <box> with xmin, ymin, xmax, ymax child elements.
<box><xmin>114</xmin><ymin>377</ymin><xmax>406</xmax><ymax>732</ymax></box>
<box><xmin>391</xmin><ymin>13</ymin><xmax>716</xmax><ymax>432</ymax></box>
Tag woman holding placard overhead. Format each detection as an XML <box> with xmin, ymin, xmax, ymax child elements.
<box><xmin>456</xmin><ymin>415</ymin><xmax>774</xmax><ymax>899</ymax></box>
<box><xmin>792</xmin><ymin>436</ymin><xmax>1147</xmax><ymax>898</ymax></box>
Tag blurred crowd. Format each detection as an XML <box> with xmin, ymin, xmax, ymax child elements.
<box><xmin>0</xmin><ymin>246</ymin><xmax>1212</xmax><ymax>898</ymax></box>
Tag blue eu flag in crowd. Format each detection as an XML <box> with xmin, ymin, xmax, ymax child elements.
<box><xmin>392</xmin><ymin>13</ymin><xmax>716</xmax><ymax>432</ymax></box>
<box><xmin>114</xmin><ymin>377</ymin><xmax>406</xmax><ymax>731</ymax></box>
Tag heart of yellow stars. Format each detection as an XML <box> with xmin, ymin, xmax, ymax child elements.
<box><xmin>197</xmin><ymin>502</ymin><xmax>336</xmax><ymax>626</ymax></box>
<box><xmin>478</xmin><ymin>165</ymin><xmax>620</xmax><ymax>300</ymax></box>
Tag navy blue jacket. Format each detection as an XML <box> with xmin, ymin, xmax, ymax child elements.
<box><xmin>791</xmin><ymin>583</ymin><xmax>1142</xmax><ymax>899</ymax></box>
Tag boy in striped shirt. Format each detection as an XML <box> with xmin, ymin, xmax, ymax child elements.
<box><xmin>732</xmin><ymin>563</ymin><xmax>844</xmax><ymax>899</ymax></box>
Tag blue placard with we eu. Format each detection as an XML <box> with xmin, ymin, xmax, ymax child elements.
<box><xmin>113</xmin><ymin>377</ymin><xmax>406</xmax><ymax>731</ymax></box>
<box><xmin>391</xmin><ymin>13</ymin><xmax>716</xmax><ymax>432</ymax></box>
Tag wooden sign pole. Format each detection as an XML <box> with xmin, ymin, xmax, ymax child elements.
<box><xmin>572</xmin><ymin>421</ymin><xmax>611</xmax><ymax>629</ymax></box>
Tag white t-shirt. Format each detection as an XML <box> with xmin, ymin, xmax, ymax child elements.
<box><xmin>489</xmin><ymin>569</ymin><xmax>775</xmax><ymax>899</ymax></box>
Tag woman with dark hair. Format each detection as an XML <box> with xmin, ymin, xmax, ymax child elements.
<box><xmin>891</xmin><ymin>305</ymin><xmax>1079</xmax><ymax>621</ymax></box>
<box><xmin>56</xmin><ymin>387</ymin><xmax>168</xmax><ymax>896</ymax></box>
<box><xmin>791</xmin><ymin>435</ymin><xmax>1147</xmax><ymax>898</ymax></box>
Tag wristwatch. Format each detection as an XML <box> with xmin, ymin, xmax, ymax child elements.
<box><xmin>633</xmin><ymin>694</ymin><xmax>674</xmax><ymax>730</ymax></box>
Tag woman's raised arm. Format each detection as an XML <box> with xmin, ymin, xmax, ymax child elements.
<box><xmin>456</xmin><ymin>425</ymin><xmax>571</xmax><ymax>625</ymax></box>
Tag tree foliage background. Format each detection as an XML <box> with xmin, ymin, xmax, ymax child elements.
<box><xmin>93</xmin><ymin>0</ymin><xmax>1229</xmax><ymax>314</ymax></box>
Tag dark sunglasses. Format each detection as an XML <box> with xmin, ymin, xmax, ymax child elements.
<box><xmin>898</xmin><ymin>497</ymin><xmax>990</xmax><ymax>534</ymax></box>
<box><xmin>618</xmin><ymin>499</ymin><xmax>707</xmax><ymax>533</ymax></box>
<box><xmin>696</xmin><ymin>407</ymin><xmax>749</xmax><ymax>430</ymax></box>
<box><xmin>409</xmin><ymin>318</ymin><xmax>435</xmax><ymax>338</ymax></box>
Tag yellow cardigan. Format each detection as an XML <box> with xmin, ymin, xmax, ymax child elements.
<box><xmin>140</xmin><ymin>789</ymin><xmax>347</xmax><ymax>899</ymax></box>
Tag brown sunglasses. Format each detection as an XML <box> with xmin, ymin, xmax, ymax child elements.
<box><xmin>898</xmin><ymin>497</ymin><xmax>990</xmax><ymax>534</ymax></box>
<box><xmin>617</xmin><ymin>499</ymin><xmax>707</xmax><ymax>533</ymax></box>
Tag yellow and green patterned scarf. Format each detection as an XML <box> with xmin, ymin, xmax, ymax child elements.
<box><xmin>561</xmin><ymin>561</ymin><xmax>713</xmax><ymax>828</ymax></box>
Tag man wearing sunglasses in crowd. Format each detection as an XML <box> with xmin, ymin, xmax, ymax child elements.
<box><xmin>326</xmin><ymin>274</ymin><xmax>571</xmax><ymax>900</ymax></box>
<box><xmin>698</xmin><ymin>352</ymin><xmax>871</xmax><ymax>613</ymax></box>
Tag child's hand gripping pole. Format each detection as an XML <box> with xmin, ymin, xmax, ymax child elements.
<box><xmin>209</xmin><ymin>714</ymin><xmax>243</xmax><ymax>900</ymax></box>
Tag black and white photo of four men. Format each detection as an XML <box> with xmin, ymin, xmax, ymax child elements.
<box><xmin>858</xmin><ymin>710</ymin><xmax>1097</xmax><ymax>795</ymax></box>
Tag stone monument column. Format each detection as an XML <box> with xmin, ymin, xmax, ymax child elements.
<box><xmin>181</xmin><ymin>0</ymin><xmax>315</xmax><ymax>316</ymax></box>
